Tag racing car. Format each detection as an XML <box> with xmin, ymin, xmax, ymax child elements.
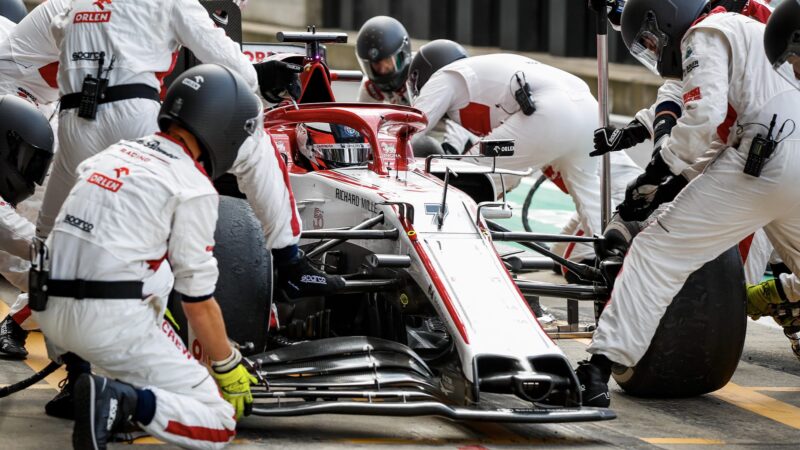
<box><xmin>1</xmin><ymin>1</ymin><xmax>745</xmax><ymax>423</ymax></box>
<box><xmin>169</xmin><ymin>10</ymin><xmax>746</xmax><ymax>422</ymax></box>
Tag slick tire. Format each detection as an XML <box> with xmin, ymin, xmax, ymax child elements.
<box><xmin>612</xmin><ymin>246</ymin><xmax>747</xmax><ymax>397</ymax></box>
<box><xmin>168</xmin><ymin>196</ymin><xmax>273</xmax><ymax>355</ymax></box>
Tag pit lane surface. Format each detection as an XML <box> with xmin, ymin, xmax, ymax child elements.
<box><xmin>2</xmin><ymin>276</ymin><xmax>800</xmax><ymax>450</ymax></box>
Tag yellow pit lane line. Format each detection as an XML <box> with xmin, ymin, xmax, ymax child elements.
<box><xmin>712</xmin><ymin>383</ymin><xmax>800</xmax><ymax>430</ymax></box>
<box><xmin>0</xmin><ymin>301</ymin><xmax>66</xmax><ymax>390</ymax></box>
<box><xmin>641</xmin><ymin>438</ymin><xmax>725</xmax><ymax>445</ymax></box>
<box><xmin>571</xmin><ymin>336</ymin><xmax>800</xmax><ymax>432</ymax></box>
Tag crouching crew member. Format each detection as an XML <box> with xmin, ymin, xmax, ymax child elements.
<box><xmin>33</xmin><ymin>65</ymin><xmax>259</xmax><ymax>450</ymax></box>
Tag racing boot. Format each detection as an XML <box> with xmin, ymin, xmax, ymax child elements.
<box><xmin>746</xmin><ymin>278</ymin><xmax>789</xmax><ymax>320</ymax></box>
<box><xmin>0</xmin><ymin>314</ymin><xmax>28</xmax><ymax>359</ymax></box>
<box><xmin>575</xmin><ymin>356</ymin><xmax>611</xmax><ymax>407</ymax></box>
<box><xmin>275</xmin><ymin>248</ymin><xmax>345</xmax><ymax>299</ymax></box>
<box><xmin>46</xmin><ymin>353</ymin><xmax>91</xmax><ymax>420</ymax></box>
<box><xmin>73</xmin><ymin>374</ymin><xmax>138</xmax><ymax>450</ymax></box>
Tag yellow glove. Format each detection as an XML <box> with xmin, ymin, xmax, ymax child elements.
<box><xmin>747</xmin><ymin>279</ymin><xmax>800</xmax><ymax>328</ymax></box>
<box><xmin>747</xmin><ymin>279</ymin><xmax>786</xmax><ymax>320</ymax></box>
<box><xmin>211</xmin><ymin>357</ymin><xmax>258</xmax><ymax>420</ymax></box>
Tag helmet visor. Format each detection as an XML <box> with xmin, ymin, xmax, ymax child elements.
<box><xmin>8</xmin><ymin>131</ymin><xmax>52</xmax><ymax>186</ymax></box>
<box><xmin>772</xmin><ymin>31</ymin><xmax>800</xmax><ymax>91</ymax></box>
<box><xmin>630</xmin><ymin>13</ymin><xmax>669</xmax><ymax>76</ymax></box>
<box><xmin>357</xmin><ymin>41</ymin><xmax>411</xmax><ymax>90</ymax></box>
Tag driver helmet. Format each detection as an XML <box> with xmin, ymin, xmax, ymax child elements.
<box><xmin>765</xmin><ymin>0</ymin><xmax>800</xmax><ymax>90</ymax></box>
<box><xmin>0</xmin><ymin>95</ymin><xmax>54</xmax><ymax>206</ymax></box>
<box><xmin>356</xmin><ymin>16</ymin><xmax>412</xmax><ymax>93</ymax></box>
<box><xmin>295</xmin><ymin>123</ymin><xmax>371</xmax><ymax>171</ymax></box>
<box><xmin>620</xmin><ymin>0</ymin><xmax>708</xmax><ymax>79</ymax></box>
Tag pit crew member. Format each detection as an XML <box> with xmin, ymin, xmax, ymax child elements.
<box><xmin>0</xmin><ymin>0</ymin><xmax>65</xmax><ymax>361</ymax></box>
<box><xmin>407</xmin><ymin>40</ymin><xmax>642</xmax><ymax>266</ymax></box>
<box><xmin>34</xmin><ymin>64</ymin><xmax>259</xmax><ymax>450</ymax></box>
<box><xmin>0</xmin><ymin>95</ymin><xmax>54</xmax><ymax>358</ymax></box>
<box><xmin>593</xmin><ymin>0</ymin><xmax>778</xmax><ymax>285</ymax></box>
<box><xmin>356</xmin><ymin>15</ymin><xmax>412</xmax><ymax>106</ymax></box>
<box><xmin>747</xmin><ymin>0</ymin><xmax>800</xmax><ymax>359</ymax></box>
<box><xmin>0</xmin><ymin>0</ymin><xmax>340</xmax><ymax>414</ymax></box>
<box><xmin>578</xmin><ymin>0</ymin><xmax>800</xmax><ymax>407</ymax></box>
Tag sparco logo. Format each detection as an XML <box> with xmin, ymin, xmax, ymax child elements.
<box><xmin>65</xmin><ymin>215</ymin><xmax>94</xmax><ymax>233</ymax></box>
<box><xmin>72</xmin><ymin>51</ymin><xmax>104</xmax><ymax>61</ymax></box>
<box><xmin>300</xmin><ymin>275</ymin><xmax>327</xmax><ymax>285</ymax></box>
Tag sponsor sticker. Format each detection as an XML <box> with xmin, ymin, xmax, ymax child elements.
<box><xmin>683</xmin><ymin>87</ymin><xmax>703</xmax><ymax>103</ymax></box>
<box><xmin>64</xmin><ymin>214</ymin><xmax>94</xmax><ymax>233</ymax></box>
<box><xmin>684</xmin><ymin>60</ymin><xmax>700</xmax><ymax>76</ymax></box>
<box><xmin>181</xmin><ymin>75</ymin><xmax>204</xmax><ymax>91</ymax></box>
<box><xmin>87</xmin><ymin>172</ymin><xmax>123</xmax><ymax>192</ymax></box>
<box><xmin>74</xmin><ymin>11</ymin><xmax>111</xmax><ymax>23</ymax></box>
<box><xmin>72</xmin><ymin>51</ymin><xmax>104</xmax><ymax>61</ymax></box>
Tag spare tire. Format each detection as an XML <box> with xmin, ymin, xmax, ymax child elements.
<box><xmin>612</xmin><ymin>246</ymin><xmax>747</xmax><ymax>397</ymax></box>
<box><xmin>168</xmin><ymin>195</ymin><xmax>272</xmax><ymax>356</ymax></box>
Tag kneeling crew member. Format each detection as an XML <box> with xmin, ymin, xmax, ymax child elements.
<box><xmin>33</xmin><ymin>65</ymin><xmax>260</xmax><ymax>450</ymax></box>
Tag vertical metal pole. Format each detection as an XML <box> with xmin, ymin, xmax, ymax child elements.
<box><xmin>593</xmin><ymin>1</ymin><xmax>612</xmax><ymax>230</ymax></box>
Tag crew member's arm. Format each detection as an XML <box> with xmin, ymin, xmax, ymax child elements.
<box><xmin>171</xmin><ymin>0</ymin><xmax>259</xmax><ymax>92</ymax></box>
<box><xmin>412</xmin><ymin>70</ymin><xmax>468</xmax><ymax>134</ymax></box>
<box><xmin>228</xmin><ymin>129</ymin><xmax>301</xmax><ymax>251</ymax></box>
<box><xmin>0</xmin><ymin>0</ymin><xmax>65</xmax><ymax>81</ymax></box>
<box><xmin>617</xmin><ymin>28</ymin><xmax>731</xmax><ymax>221</ymax></box>
<box><xmin>169</xmin><ymin>193</ymin><xmax>256</xmax><ymax>420</ymax></box>
<box><xmin>0</xmin><ymin>200</ymin><xmax>35</xmax><ymax>261</ymax></box>
<box><xmin>657</xmin><ymin>28</ymin><xmax>731</xmax><ymax>175</ymax></box>
<box><xmin>167</xmin><ymin>194</ymin><xmax>229</xmax><ymax>359</ymax></box>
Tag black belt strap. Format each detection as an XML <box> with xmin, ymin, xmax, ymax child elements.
<box><xmin>60</xmin><ymin>84</ymin><xmax>160</xmax><ymax>111</ymax></box>
<box><xmin>46</xmin><ymin>279</ymin><xmax>143</xmax><ymax>300</ymax></box>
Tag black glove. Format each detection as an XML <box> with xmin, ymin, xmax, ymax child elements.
<box><xmin>591</xmin><ymin>120</ymin><xmax>650</xmax><ymax>157</ymax></box>
<box><xmin>276</xmin><ymin>250</ymin><xmax>345</xmax><ymax>299</ymax></box>
<box><xmin>617</xmin><ymin>153</ymin><xmax>676</xmax><ymax>221</ymax></box>
<box><xmin>253</xmin><ymin>60</ymin><xmax>302</xmax><ymax>103</ymax></box>
<box><xmin>617</xmin><ymin>174</ymin><xmax>688</xmax><ymax>222</ymax></box>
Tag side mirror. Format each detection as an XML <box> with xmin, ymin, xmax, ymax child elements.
<box><xmin>481</xmin><ymin>207</ymin><xmax>513</xmax><ymax>220</ymax></box>
<box><xmin>476</xmin><ymin>201</ymin><xmax>513</xmax><ymax>222</ymax></box>
<box><xmin>479</xmin><ymin>139</ymin><xmax>514</xmax><ymax>157</ymax></box>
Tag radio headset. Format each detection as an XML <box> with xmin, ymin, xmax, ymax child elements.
<box><xmin>78</xmin><ymin>52</ymin><xmax>115</xmax><ymax>120</ymax></box>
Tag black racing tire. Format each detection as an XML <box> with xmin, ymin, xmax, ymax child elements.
<box><xmin>612</xmin><ymin>246</ymin><xmax>747</xmax><ymax>397</ymax></box>
<box><xmin>169</xmin><ymin>196</ymin><xmax>272</xmax><ymax>356</ymax></box>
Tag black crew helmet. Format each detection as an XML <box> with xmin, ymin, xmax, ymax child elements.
<box><xmin>406</xmin><ymin>40</ymin><xmax>468</xmax><ymax>98</ymax></box>
<box><xmin>0</xmin><ymin>0</ymin><xmax>27</xmax><ymax>24</ymax></box>
<box><xmin>356</xmin><ymin>16</ymin><xmax>412</xmax><ymax>93</ymax></box>
<box><xmin>158</xmin><ymin>64</ymin><xmax>261</xmax><ymax>180</ymax></box>
<box><xmin>765</xmin><ymin>0</ymin><xmax>800</xmax><ymax>78</ymax></box>
<box><xmin>620</xmin><ymin>0</ymin><xmax>708</xmax><ymax>79</ymax></box>
<box><xmin>0</xmin><ymin>95</ymin><xmax>54</xmax><ymax>206</ymax></box>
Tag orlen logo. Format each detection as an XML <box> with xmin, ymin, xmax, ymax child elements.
<box><xmin>243</xmin><ymin>50</ymin><xmax>272</xmax><ymax>63</ymax></box>
<box><xmin>87</xmin><ymin>172</ymin><xmax>122</xmax><ymax>192</ymax></box>
<box><xmin>74</xmin><ymin>11</ymin><xmax>111</xmax><ymax>23</ymax></box>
